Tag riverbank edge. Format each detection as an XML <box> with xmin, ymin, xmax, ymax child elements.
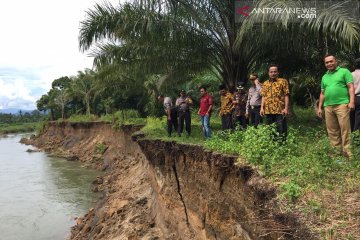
<box><xmin>25</xmin><ymin>121</ymin><xmax>315</xmax><ymax>239</ymax></box>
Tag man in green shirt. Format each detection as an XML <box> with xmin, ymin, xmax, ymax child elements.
<box><xmin>317</xmin><ymin>54</ymin><xmax>355</xmax><ymax>157</ymax></box>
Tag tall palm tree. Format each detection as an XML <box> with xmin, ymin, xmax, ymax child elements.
<box><xmin>79</xmin><ymin>0</ymin><xmax>360</xmax><ymax>91</ymax></box>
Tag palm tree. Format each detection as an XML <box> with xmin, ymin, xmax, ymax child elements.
<box><xmin>70</xmin><ymin>69</ymin><xmax>98</xmax><ymax>116</ymax></box>
<box><xmin>79</xmin><ymin>0</ymin><xmax>360</xmax><ymax>91</ymax></box>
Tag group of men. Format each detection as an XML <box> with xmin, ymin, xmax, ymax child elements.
<box><xmin>218</xmin><ymin>64</ymin><xmax>290</xmax><ymax>141</ymax></box>
<box><xmin>158</xmin><ymin>55</ymin><xmax>360</xmax><ymax>158</ymax></box>
<box><xmin>158</xmin><ymin>64</ymin><xmax>290</xmax><ymax>140</ymax></box>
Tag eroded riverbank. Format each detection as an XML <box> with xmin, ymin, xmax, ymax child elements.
<box><xmin>27</xmin><ymin>122</ymin><xmax>315</xmax><ymax>239</ymax></box>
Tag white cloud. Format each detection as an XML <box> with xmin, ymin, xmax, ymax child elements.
<box><xmin>0</xmin><ymin>0</ymin><xmax>121</xmax><ymax>110</ymax></box>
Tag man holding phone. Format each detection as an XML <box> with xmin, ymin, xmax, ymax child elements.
<box><xmin>260</xmin><ymin>64</ymin><xmax>290</xmax><ymax>140</ymax></box>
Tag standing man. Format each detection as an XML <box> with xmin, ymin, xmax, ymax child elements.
<box><xmin>176</xmin><ymin>90</ymin><xmax>193</xmax><ymax>136</ymax></box>
<box><xmin>198</xmin><ymin>86</ymin><xmax>213</xmax><ymax>139</ymax></box>
<box><xmin>246</xmin><ymin>73</ymin><xmax>263</xmax><ymax>127</ymax></box>
<box><xmin>350</xmin><ymin>58</ymin><xmax>360</xmax><ymax>132</ymax></box>
<box><xmin>158</xmin><ymin>94</ymin><xmax>178</xmax><ymax>137</ymax></box>
<box><xmin>260</xmin><ymin>64</ymin><xmax>290</xmax><ymax>140</ymax></box>
<box><xmin>317</xmin><ymin>54</ymin><xmax>355</xmax><ymax>157</ymax></box>
<box><xmin>219</xmin><ymin>84</ymin><xmax>235</xmax><ymax>130</ymax></box>
<box><xmin>233</xmin><ymin>85</ymin><xmax>248</xmax><ymax>129</ymax></box>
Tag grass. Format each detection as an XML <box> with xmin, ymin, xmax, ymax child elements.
<box><xmin>0</xmin><ymin>122</ymin><xmax>39</xmax><ymax>134</ymax></box>
<box><xmin>141</xmin><ymin>106</ymin><xmax>360</xmax><ymax>239</ymax></box>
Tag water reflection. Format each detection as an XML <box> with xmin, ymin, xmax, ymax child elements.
<box><xmin>0</xmin><ymin>134</ymin><xmax>101</xmax><ymax>240</ymax></box>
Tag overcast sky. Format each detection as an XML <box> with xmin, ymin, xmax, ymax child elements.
<box><xmin>0</xmin><ymin>0</ymin><xmax>120</xmax><ymax>110</ymax></box>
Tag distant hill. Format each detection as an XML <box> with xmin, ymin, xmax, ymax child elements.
<box><xmin>0</xmin><ymin>108</ymin><xmax>34</xmax><ymax>115</ymax></box>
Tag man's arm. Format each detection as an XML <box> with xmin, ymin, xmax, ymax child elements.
<box><xmin>260</xmin><ymin>97</ymin><xmax>265</xmax><ymax>116</ymax></box>
<box><xmin>207</xmin><ymin>104</ymin><xmax>213</xmax><ymax>116</ymax></box>
<box><xmin>348</xmin><ymin>83</ymin><xmax>355</xmax><ymax>110</ymax></box>
<box><xmin>282</xmin><ymin>95</ymin><xmax>289</xmax><ymax>116</ymax></box>
<box><xmin>245</xmin><ymin>91</ymin><xmax>251</xmax><ymax>117</ymax></box>
<box><xmin>317</xmin><ymin>91</ymin><xmax>325</xmax><ymax>118</ymax></box>
<box><xmin>207</xmin><ymin>96</ymin><xmax>213</xmax><ymax>116</ymax></box>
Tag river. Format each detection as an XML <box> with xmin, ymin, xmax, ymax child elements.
<box><xmin>0</xmin><ymin>134</ymin><xmax>101</xmax><ymax>240</ymax></box>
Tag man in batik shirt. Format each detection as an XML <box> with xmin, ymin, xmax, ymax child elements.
<box><xmin>260</xmin><ymin>64</ymin><xmax>290</xmax><ymax>140</ymax></box>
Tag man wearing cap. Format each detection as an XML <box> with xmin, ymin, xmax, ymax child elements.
<box><xmin>318</xmin><ymin>54</ymin><xmax>355</xmax><ymax>157</ymax></box>
<box><xmin>233</xmin><ymin>85</ymin><xmax>248</xmax><ymax>129</ymax></box>
<box><xmin>176</xmin><ymin>90</ymin><xmax>193</xmax><ymax>136</ymax></box>
<box><xmin>219</xmin><ymin>84</ymin><xmax>235</xmax><ymax>130</ymax></box>
<box><xmin>260</xmin><ymin>64</ymin><xmax>290</xmax><ymax>140</ymax></box>
<box><xmin>158</xmin><ymin>94</ymin><xmax>178</xmax><ymax>137</ymax></box>
<box><xmin>246</xmin><ymin>73</ymin><xmax>263</xmax><ymax>127</ymax></box>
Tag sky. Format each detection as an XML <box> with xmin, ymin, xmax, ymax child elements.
<box><xmin>0</xmin><ymin>0</ymin><xmax>120</xmax><ymax>110</ymax></box>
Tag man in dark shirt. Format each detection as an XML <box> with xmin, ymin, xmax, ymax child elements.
<box><xmin>233</xmin><ymin>85</ymin><xmax>248</xmax><ymax>129</ymax></box>
<box><xmin>176</xmin><ymin>90</ymin><xmax>193</xmax><ymax>136</ymax></box>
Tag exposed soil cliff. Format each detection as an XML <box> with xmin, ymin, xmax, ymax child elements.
<box><xmin>28</xmin><ymin>122</ymin><xmax>314</xmax><ymax>240</ymax></box>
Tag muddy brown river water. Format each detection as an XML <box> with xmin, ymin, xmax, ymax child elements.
<box><xmin>0</xmin><ymin>134</ymin><xmax>101</xmax><ymax>240</ymax></box>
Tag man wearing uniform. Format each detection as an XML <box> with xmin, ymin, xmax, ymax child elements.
<box><xmin>176</xmin><ymin>90</ymin><xmax>193</xmax><ymax>136</ymax></box>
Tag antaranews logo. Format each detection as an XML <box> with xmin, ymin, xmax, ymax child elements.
<box><xmin>236</xmin><ymin>5</ymin><xmax>250</xmax><ymax>17</ymax></box>
<box><xmin>234</xmin><ymin>0</ymin><xmax>360</xmax><ymax>23</ymax></box>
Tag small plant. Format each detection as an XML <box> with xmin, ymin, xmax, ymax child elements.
<box><xmin>94</xmin><ymin>142</ymin><xmax>107</xmax><ymax>154</ymax></box>
<box><xmin>280</xmin><ymin>180</ymin><xmax>302</xmax><ymax>202</ymax></box>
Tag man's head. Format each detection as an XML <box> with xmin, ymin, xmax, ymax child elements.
<box><xmin>268</xmin><ymin>64</ymin><xmax>279</xmax><ymax>80</ymax></box>
<box><xmin>236</xmin><ymin>85</ymin><xmax>245</xmax><ymax>93</ymax></box>
<box><xmin>219</xmin><ymin>84</ymin><xmax>227</xmax><ymax>96</ymax></box>
<box><xmin>355</xmin><ymin>58</ymin><xmax>360</xmax><ymax>70</ymax></box>
<box><xmin>249</xmin><ymin>73</ymin><xmax>258</xmax><ymax>85</ymax></box>
<box><xmin>157</xmin><ymin>94</ymin><xmax>164</xmax><ymax>102</ymax></box>
<box><xmin>324</xmin><ymin>54</ymin><xmax>337</xmax><ymax>72</ymax></box>
<box><xmin>199</xmin><ymin>86</ymin><xmax>207</xmax><ymax>96</ymax></box>
<box><xmin>180</xmin><ymin>90</ymin><xmax>186</xmax><ymax>96</ymax></box>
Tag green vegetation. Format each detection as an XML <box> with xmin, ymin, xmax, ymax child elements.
<box><xmin>140</xmin><ymin>106</ymin><xmax>360</xmax><ymax>238</ymax></box>
<box><xmin>94</xmin><ymin>142</ymin><xmax>107</xmax><ymax>154</ymax></box>
<box><xmin>0</xmin><ymin>111</ymin><xmax>44</xmax><ymax>134</ymax></box>
<box><xmin>141</xmin><ymin>107</ymin><xmax>360</xmax><ymax>204</ymax></box>
<box><xmin>0</xmin><ymin>122</ymin><xmax>39</xmax><ymax>134</ymax></box>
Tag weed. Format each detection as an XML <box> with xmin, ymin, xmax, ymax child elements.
<box><xmin>94</xmin><ymin>142</ymin><xmax>107</xmax><ymax>154</ymax></box>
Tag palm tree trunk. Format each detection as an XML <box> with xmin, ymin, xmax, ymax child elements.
<box><xmin>85</xmin><ymin>96</ymin><xmax>91</xmax><ymax>116</ymax></box>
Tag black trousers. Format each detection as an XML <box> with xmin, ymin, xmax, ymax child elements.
<box><xmin>235</xmin><ymin>115</ymin><xmax>247</xmax><ymax>129</ymax></box>
<box><xmin>266</xmin><ymin>114</ymin><xmax>287</xmax><ymax>140</ymax></box>
<box><xmin>167</xmin><ymin>109</ymin><xmax>178</xmax><ymax>136</ymax></box>
<box><xmin>178</xmin><ymin>110</ymin><xmax>191</xmax><ymax>135</ymax></box>
<box><xmin>221</xmin><ymin>113</ymin><xmax>233</xmax><ymax>130</ymax></box>
<box><xmin>249</xmin><ymin>106</ymin><xmax>263</xmax><ymax>127</ymax></box>
<box><xmin>350</xmin><ymin>96</ymin><xmax>360</xmax><ymax>132</ymax></box>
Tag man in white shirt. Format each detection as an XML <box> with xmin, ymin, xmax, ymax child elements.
<box><xmin>351</xmin><ymin>58</ymin><xmax>360</xmax><ymax>132</ymax></box>
<box><xmin>158</xmin><ymin>95</ymin><xmax>178</xmax><ymax>137</ymax></box>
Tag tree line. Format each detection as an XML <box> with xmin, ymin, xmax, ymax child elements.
<box><xmin>37</xmin><ymin>0</ymin><xmax>360</xmax><ymax>120</ymax></box>
<box><xmin>0</xmin><ymin>110</ymin><xmax>43</xmax><ymax>124</ymax></box>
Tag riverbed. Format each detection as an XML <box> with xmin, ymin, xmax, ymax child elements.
<box><xmin>0</xmin><ymin>134</ymin><xmax>101</xmax><ymax>240</ymax></box>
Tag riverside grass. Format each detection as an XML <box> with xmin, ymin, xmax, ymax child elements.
<box><xmin>0</xmin><ymin>122</ymin><xmax>39</xmax><ymax>134</ymax></box>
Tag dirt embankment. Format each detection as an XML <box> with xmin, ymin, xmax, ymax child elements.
<box><xmin>28</xmin><ymin>122</ymin><xmax>314</xmax><ymax>240</ymax></box>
